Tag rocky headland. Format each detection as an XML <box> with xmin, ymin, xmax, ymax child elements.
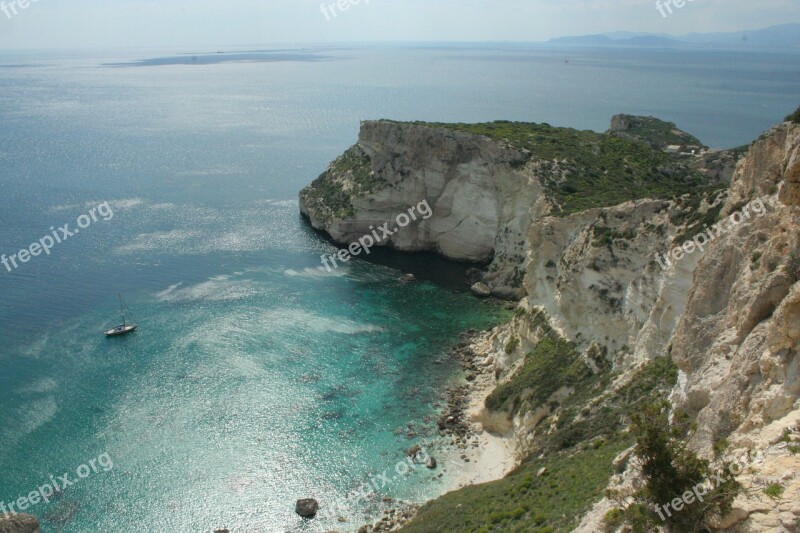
<box><xmin>300</xmin><ymin>110</ymin><xmax>800</xmax><ymax>532</ymax></box>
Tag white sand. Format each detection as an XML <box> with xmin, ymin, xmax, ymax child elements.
<box><xmin>446</xmin><ymin>335</ymin><xmax>518</xmax><ymax>489</ymax></box>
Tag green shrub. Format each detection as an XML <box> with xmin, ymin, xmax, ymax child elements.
<box><xmin>764</xmin><ymin>483</ymin><xmax>784</xmax><ymax>499</ymax></box>
<box><xmin>614</xmin><ymin>402</ymin><xmax>740</xmax><ymax>532</ymax></box>
<box><xmin>299</xmin><ymin>146</ymin><xmax>385</xmax><ymax>222</ymax></box>
<box><xmin>592</xmin><ymin>226</ymin><xmax>637</xmax><ymax>247</ymax></box>
<box><xmin>713</xmin><ymin>437</ymin><xmax>729</xmax><ymax>457</ymax></box>
<box><xmin>786</xmin><ymin>105</ymin><xmax>800</xmax><ymax>124</ymax></box>
<box><xmin>603</xmin><ymin>508</ymin><xmax>625</xmax><ymax>530</ymax></box>
<box><xmin>485</xmin><ymin>335</ymin><xmax>591</xmax><ymax>414</ymax></box>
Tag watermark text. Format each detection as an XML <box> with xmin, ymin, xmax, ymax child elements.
<box><xmin>320</xmin><ymin>199</ymin><xmax>433</xmax><ymax>272</ymax></box>
<box><xmin>1</xmin><ymin>201</ymin><xmax>114</xmax><ymax>273</ymax></box>
<box><xmin>0</xmin><ymin>452</ymin><xmax>113</xmax><ymax>518</ymax></box>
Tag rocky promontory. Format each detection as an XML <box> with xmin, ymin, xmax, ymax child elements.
<box><xmin>300</xmin><ymin>117</ymin><xmax>735</xmax><ymax>300</ymax></box>
<box><xmin>300</xmin><ymin>110</ymin><xmax>800</xmax><ymax>532</ymax></box>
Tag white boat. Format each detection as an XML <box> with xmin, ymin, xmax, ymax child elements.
<box><xmin>105</xmin><ymin>294</ymin><xmax>137</xmax><ymax>337</ymax></box>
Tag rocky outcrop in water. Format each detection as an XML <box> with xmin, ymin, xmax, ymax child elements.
<box><xmin>0</xmin><ymin>514</ymin><xmax>40</xmax><ymax>533</ymax></box>
<box><xmin>295</xmin><ymin>498</ymin><xmax>319</xmax><ymax>518</ymax></box>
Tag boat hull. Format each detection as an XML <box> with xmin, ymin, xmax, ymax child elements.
<box><xmin>105</xmin><ymin>325</ymin><xmax>137</xmax><ymax>337</ymax></box>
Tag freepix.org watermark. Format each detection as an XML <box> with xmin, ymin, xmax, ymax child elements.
<box><xmin>654</xmin><ymin>450</ymin><xmax>762</xmax><ymax>522</ymax></box>
<box><xmin>0</xmin><ymin>452</ymin><xmax>113</xmax><ymax>518</ymax></box>
<box><xmin>346</xmin><ymin>446</ymin><xmax>434</xmax><ymax>503</ymax></box>
<box><xmin>655</xmin><ymin>0</ymin><xmax>696</xmax><ymax>18</ymax></box>
<box><xmin>320</xmin><ymin>0</ymin><xmax>370</xmax><ymax>21</ymax></box>
<box><xmin>1</xmin><ymin>0</ymin><xmax>39</xmax><ymax>20</ymax></box>
<box><xmin>320</xmin><ymin>200</ymin><xmax>433</xmax><ymax>272</ymax></box>
<box><xmin>1</xmin><ymin>202</ymin><xmax>114</xmax><ymax>273</ymax></box>
<box><xmin>654</xmin><ymin>198</ymin><xmax>767</xmax><ymax>271</ymax></box>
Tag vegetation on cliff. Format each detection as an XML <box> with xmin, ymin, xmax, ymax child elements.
<box><xmin>299</xmin><ymin>145</ymin><xmax>385</xmax><ymax>222</ymax></box>
<box><xmin>401</xmin><ymin>309</ymin><xmax>679</xmax><ymax>533</ymax></box>
<box><xmin>669</xmin><ymin>188</ymin><xmax>728</xmax><ymax>245</ymax></box>
<box><xmin>608</xmin><ymin>114</ymin><xmax>706</xmax><ymax>149</ymax></box>
<box><xmin>787</xmin><ymin>105</ymin><xmax>800</xmax><ymax>124</ymax></box>
<box><xmin>605</xmin><ymin>402</ymin><xmax>740</xmax><ymax>532</ymax></box>
<box><xmin>301</xmin><ymin>116</ymin><xmax>718</xmax><ymax>229</ymax></box>
<box><xmin>413</xmin><ymin>119</ymin><xmax>709</xmax><ymax>215</ymax></box>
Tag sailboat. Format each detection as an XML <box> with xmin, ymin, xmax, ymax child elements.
<box><xmin>105</xmin><ymin>294</ymin><xmax>138</xmax><ymax>337</ymax></box>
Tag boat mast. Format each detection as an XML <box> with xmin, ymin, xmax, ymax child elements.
<box><xmin>119</xmin><ymin>294</ymin><xmax>126</xmax><ymax>327</ymax></box>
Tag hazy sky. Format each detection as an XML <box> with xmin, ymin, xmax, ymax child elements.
<box><xmin>0</xmin><ymin>0</ymin><xmax>797</xmax><ymax>50</ymax></box>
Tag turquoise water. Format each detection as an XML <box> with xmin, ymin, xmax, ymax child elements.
<box><xmin>0</xmin><ymin>45</ymin><xmax>798</xmax><ymax>532</ymax></box>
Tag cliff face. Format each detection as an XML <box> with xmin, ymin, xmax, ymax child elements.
<box><xmin>568</xmin><ymin>121</ymin><xmax>800</xmax><ymax>532</ymax></box>
<box><xmin>300</xmin><ymin>118</ymin><xmax>722</xmax><ymax>299</ymax></box>
<box><xmin>300</xmin><ymin>116</ymin><xmax>800</xmax><ymax>532</ymax></box>
<box><xmin>518</xmin><ymin>121</ymin><xmax>799</xmax><ymax>447</ymax></box>
<box><xmin>460</xmin><ymin>122</ymin><xmax>798</xmax><ymax>532</ymax></box>
<box><xmin>300</xmin><ymin>121</ymin><xmax>544</xmax><ymax>298</ymax></box>
<box><xmin>523</xmin><ymin>197</ymin><xmax>710</xmax><ymax>366</ymax></box>
<box><xmin>665</xmin><ymin>123</ymin><xmax>800</xmax><ymax>530</ymax></box>
<box><xmin>672</xmin><ymin>123</ymin><xmax>800</xmax><ymax>449</ymax></box>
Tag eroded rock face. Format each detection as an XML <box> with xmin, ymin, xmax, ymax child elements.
<box><xmin>300</xmin><ymin>118</ymin><xmax>800</xmax><ymax>532</ymax></box>
<box><xmin>669</xmin><ymin>123</ymin><xmax>800</xmax><ymax>455</ymax></box>
<box><xmin>573</xmin><ymin>121</ymin><xmax>800</xmax><ymax>532</ymax></box>
<box><xmin>520</xmin><ymin>122</ymin><xmax>799</xmax><ymax>452</ymax></box>
<box><xmin>0</xmin><ymin>514</ymin><xmax>40</xmax><ymax>533</ymax></box>
<box><xmin>523</xmin><ymin>198</ymin><xmax>703</xmax><ymax>366</ymax></box>
<box><xmin>300</xmin><ymin>121</ymin><xmax>546</xmax><ymax>299</ymax></box>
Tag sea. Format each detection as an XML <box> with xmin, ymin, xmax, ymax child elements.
<box><xmin>0</xmin><ymin>44</ymin><xmax>798</xmax><ymax>532</ymax></box>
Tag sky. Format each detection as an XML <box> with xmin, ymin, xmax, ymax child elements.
<box><xmin>0</xmin><ymin>0</ymin><xmax>798</xmax><ymax>50</ymax></box>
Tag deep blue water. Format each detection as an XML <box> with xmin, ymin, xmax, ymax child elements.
<box><xmin>0</xmin><ymin>44</ymin><xmax>798</xmax><ymax>532</ymax></box>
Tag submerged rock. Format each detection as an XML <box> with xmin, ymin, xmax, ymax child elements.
<box><xmin>295</xmin><ymin>498</ymin><xmax>319</xmax><ymax>518</ymax></box>
<box><xmin>42</xmin><ymin>500</ymin><xmax>79</xmax><ymax>527</ymax></box>
<box><xmin>0</xmin><ymin>514</ymin><xmax>40</xmax><ymax>533</ymax></box>
<box><xmin>398</xmin><ymin>273</ymin><xmax>417</xmax><ymax>282</ymax></box>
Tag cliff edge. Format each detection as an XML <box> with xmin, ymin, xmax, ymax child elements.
<box><xmin>300</xmin><ymin>117</ymin><xmax>726</xmax><ymax>300</ymax></box>
<box><xmin>299</xmin><ymin>111</ymin><xmax>798</xmax><ymax>532</ymax></box>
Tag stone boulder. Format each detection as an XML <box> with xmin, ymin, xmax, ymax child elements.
<box><xmin>470</xmin><ymin>282</ymin><xmax>491</xmax><ymax>298</ymax></box>
<box><xmin>295</xmin><ymin>498</ymin><xmax>319</xmax><ymax>518</ymax></box>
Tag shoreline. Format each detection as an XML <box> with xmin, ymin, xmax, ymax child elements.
<box><xmin>443</xmin><ymin>328</ymin><xmax>518</xmax><ymax>490</ymax></box>
<box><xmin>360</xmin><ymin>325</ymin><xmax>518</xmax><ymax>532</ymax></box>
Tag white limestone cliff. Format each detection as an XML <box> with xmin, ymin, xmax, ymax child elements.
<box><xmin>300</xmin><ymin>117</ymin><xmax>800</xmax><ymax>532</ymax></box>
<box><xmin>300</xmin><ymin>121</ymin><xmax>550</xmax><ymax>299</ymax></box>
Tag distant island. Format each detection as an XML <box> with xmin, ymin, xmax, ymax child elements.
<box><xmin>547</xmin><ymin>23</ymin><xmax>800</xmax><ymax>49</ymax></box>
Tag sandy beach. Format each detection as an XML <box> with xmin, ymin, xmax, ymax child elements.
<box><xmin>439</xmin><ymin>329</ymin><xmax>519</xmax><ymax>490</ymax></box>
